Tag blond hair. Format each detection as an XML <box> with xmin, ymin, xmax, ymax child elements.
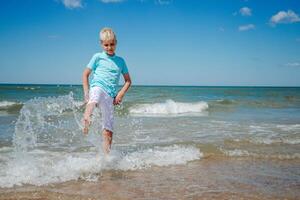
<box><xmin>99</xmin><ymin>27</ymin><xmax>117</xmax><ymax>42</ymax></box>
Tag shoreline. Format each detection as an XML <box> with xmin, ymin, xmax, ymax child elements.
<box><xmin>1</xmin><ymin>157</ymin><xmax>299</xmax><ymax>200</ymax></box>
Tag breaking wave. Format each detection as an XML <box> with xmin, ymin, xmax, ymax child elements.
<box><xmin>129</xmin><ymin>100</ymin><xmax>208</xmax><ymax>116</ymax></box>
<box><xmin>0</xmin><ymin>145</ymin><xmax>202</xmax><ymax>188</ymax></box>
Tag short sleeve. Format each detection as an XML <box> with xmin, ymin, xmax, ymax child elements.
<box><xmin>121</xmin><ymin>59</ymin><xmax>129</xmax><ymax>74</ymax></box>
<box><xmin>86</xmin><ymin>54</ymin><xmax>98</xmax><ymax>70</ymax></box>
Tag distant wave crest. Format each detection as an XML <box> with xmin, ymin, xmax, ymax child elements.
<box><xmin>129</xmin><ymin>100</ymin><xmax>209</xmax><ymax>116</ymax></box>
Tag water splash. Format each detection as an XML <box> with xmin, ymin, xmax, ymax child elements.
<box><xmin>13</xmin><ymin>92</ymin><xmax>85</xmax><ymax>152</ymax></box>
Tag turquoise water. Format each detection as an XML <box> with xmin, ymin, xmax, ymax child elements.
<box><xmin>0</xmin><ymin>84</ymin><xmax>299</xmax><ymax>187</ymax></box>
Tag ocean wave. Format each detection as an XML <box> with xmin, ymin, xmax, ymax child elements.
<box><xmin>215</xmin><ymin>99</ymin><xmax>236</xmax><ymax>105</ymax></box>
<box><xmin>221</xmin><ymin>148</ymin><xmax>300</xmax><ymax>160</ymax></box>
<box><xmin>0</xmin><ymin>146</ymin><xmax>13</xmax><ymax>153</ymax></box>
<box><xmin>0</xmin><ymin>101</ymin><xmax>23</xmax><ymax>114</ymax></box>
<box><xmin>276</xmin><ymin>124</ymin><xmax>300</xmax><ymax>132</ymax></box>
<box><xmin>117</xmin><ymin>145</ymin><xmax>202</xmax><ymax>170</ymax></box>
<box><xmin>223</xmin><ymin>134</ymin><xmax>300</xmax><ymax>147</ymax></box>
<box><xmin>222</xmin><ymin>149</ymin><xmax>250</xmax><ymax>157</ymax></box>
<box><xmin>0</xmin><ymin>101</ymin><xmax>22</xmax><ymax>109</ymax></box>
<box><xmin>0</xmin><ymin>145</ymin><xmax>202</xmax><ymax>188</ymax></box>
<box><xmin>129</xmin><ymin>100</ymin><xmax>209</xmax><ymax>116</ymax></box>
<box><xmin>209</xmin><ymin>98</ymin><xmax>300</xmax><ymax>109</ymax></box>
<box><xmin>251</xmin><ymin>138</ymin><xmax>300</xmax><ymax>145</ymax></box>
<box><xmin>16</xmin><ymin>86</ymin><xmax>39</xmax><ymax>90</ymax></box>
<box><xmin>0</xmin><ymin>99</ymin><xmax>84</xmax><ymax>114</ymax></box>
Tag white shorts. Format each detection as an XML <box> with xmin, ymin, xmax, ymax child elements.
<box><xmin>88</xmin><ymin>86</ymin><xmax>114</xmax><ymax>132</ymax></box>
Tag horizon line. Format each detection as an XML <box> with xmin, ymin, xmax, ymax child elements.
<box><xmin>0</xmin><ymin>83</ymin><xmax>300</xmax><ymax>88</ymax></box>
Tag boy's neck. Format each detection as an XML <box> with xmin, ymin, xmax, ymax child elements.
<box><xmin>104</xmin><ymin>52</ymin><xmax>115</xmax><ymax>57</ymax></box>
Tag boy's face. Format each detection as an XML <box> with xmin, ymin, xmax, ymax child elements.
<box><xmin>101</xmin><ymin>39</ymin><xmax>116</xmax><ymax>55</ymax></box>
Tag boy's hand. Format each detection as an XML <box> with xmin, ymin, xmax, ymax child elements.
<box><xmin>113</xmin><ymin>92</ymin><xmax>124</xmax><ymax>105</ymax></box>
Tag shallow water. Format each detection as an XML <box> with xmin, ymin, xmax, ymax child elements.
<box><xmin>0</xmin><ymin>84</ymin><xmax>299</xmax><ymax>198</ymax></box>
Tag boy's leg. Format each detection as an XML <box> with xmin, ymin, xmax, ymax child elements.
<box><xmin>102</xmin><ymin>129</ymin><xmax>113</xmax><ymax>155</ymax></box>
<box><xmin>98</xmin><ymin>88</ymin><xmax>114</xmax><ymax>155</ymax></box>
<box><xmin>83</xmin><ymin>102</ymin><xmax>96</xmax><ymax>135</ymax></box>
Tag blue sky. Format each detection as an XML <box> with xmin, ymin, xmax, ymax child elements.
<box><xmin>0</xmin><ymin>0</ymin><xmax>300</xmax><ymax>86</ymax></box>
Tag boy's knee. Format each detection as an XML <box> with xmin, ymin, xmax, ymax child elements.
<box><xmin>102</xmin><ymin>129</ymin><xmax>113</xmax><ymax>137</ymax></box>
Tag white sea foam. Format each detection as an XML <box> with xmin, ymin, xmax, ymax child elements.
<box><xmin>129</xmin><ymin>100</ymin><xmax>208</xmax><ymax>116</ymax></box>
<box><xmin>0</xmin><ymin>145</ymin><xmax>202</xmax><ymax>188</ymax></box>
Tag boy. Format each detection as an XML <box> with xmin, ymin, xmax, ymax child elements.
<box><xmin>82</xmin><ymin>27</ymin><xmax>131</xmax><ymax>155</ymax></box>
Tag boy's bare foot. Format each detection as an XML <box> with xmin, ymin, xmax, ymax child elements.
<box><xmin>83</xmin><ymin>119</ymin><xmax>90</xmax><ymax>135</ymax></box>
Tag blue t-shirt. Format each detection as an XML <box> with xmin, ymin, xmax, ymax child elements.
<box><xmin>87</xmin><ymin>52</ymin><xmax>129</xmax><ymax>97</ymax></box>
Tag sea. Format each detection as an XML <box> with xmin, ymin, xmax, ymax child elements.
<box><xmin>0</xmin><ymin>84</ymin><xmax>299</xmax><ymax>199</ymax></box>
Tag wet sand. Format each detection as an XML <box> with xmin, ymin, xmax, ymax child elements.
<box><xmin>0</xmin><ymin>157</ymin><xmax>299</xmax><ymax>200</ymax></box>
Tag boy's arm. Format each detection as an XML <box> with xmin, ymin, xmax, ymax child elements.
<box><xmin>114</xmin><ymin>73</ymin><xmax>132</xmax><ymax>105</ymax></box>
<box><xmin>82</xmin><ymin>68</ymin><xmax>91</xmax><ymax>103</ymax></box>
